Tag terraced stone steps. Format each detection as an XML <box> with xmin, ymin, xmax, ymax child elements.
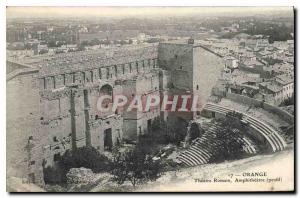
<box><xmin>177</xmin><ymin>103</ymin><xmax>286</xmax><ymax>167</ymax></box>
<box><xmin>203</xmin><ymin>103</ymin><xmax>287</xmax><ymax>152</ymax></box>
<box><xmin>242</xmin><ymin>137</ymin><xmax>258</xmax><ymax>154</ymax></box>
<box><xmin>177</xmin><ymin>121</ymin><xmax>258</xmax><ymax>166</ymax></box>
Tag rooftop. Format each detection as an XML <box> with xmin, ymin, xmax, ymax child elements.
<box><xmin>161</xmin><ymin>39</ymin><xmax>223</xmax><ymax>57</ymax></box>
<box><xmin>275</xmin><ymin>74</ymin><xmax>294</xmax><ymax>85</ymax></box>
<box><xmin>160</xmin><ymin>39</ymin><xmax>194</xmax><ymax>45</ymax></box>
<box><xmin>263</xmin><ymin>63</ymin><xmax>294</xmax><ymax>74</ymax></box>
<box><xmin>260</xmin><ymin>82</ymin><xmax>283</xmax><ymax>93</ymax></box>
<box><xmin>243</xmin><ymin>59</ymin><xmax>264</xmax><ymax>67</ymax></box>
<box><xmin>8</xmin><ymin>43</ymin><xmax>159</xmax><ymax>77</ymax></box>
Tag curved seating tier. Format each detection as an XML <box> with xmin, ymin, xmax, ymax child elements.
<box><xmin>176</xmin><ymin>103</ymin><xmax>286</xmax><ymax>167</ymax></box>
<box><xmin>203</xmin><ymin>103</ymin><xmax>287</xmax><ymax>152</ymax></box>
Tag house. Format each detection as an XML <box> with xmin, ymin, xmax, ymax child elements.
<box><xmin>259</xmin><ymin>74</ymin><xmax>294</xmax><ymax>105</ymax></box>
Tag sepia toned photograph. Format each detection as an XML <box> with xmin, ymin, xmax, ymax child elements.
<box><xmin>6</xmin><ymin>6</ymin><xmax>295</xmax><ymax>192</ymax></box>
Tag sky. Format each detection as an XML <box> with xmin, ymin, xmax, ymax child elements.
<box><xmin>6</xmin><ymin>7</ymin><xmax>294</xmax><ymax>19</ymax></box>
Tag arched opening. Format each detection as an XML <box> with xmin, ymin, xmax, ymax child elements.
<box><xmin>53</xmin><ymin>153</ymin><xmax>61</xmax><ymax>162</ymax></box>
<box><xmin>99</xmin><ymin>84</ymin><xmax>113</xmax><ymax>109</ymax></box>
<box><xmin>90</xmin><ymin>71</ymin><xmax>93</xmax><ymax>82</ymax></box>
<box><xmin>190</xmin><ymin>123</ymin><xmax>202</xmax><ymax>140</ymax></box>
<box><xmin>114</xmin><ymin>65</ymin><xmax>118</xmax><ymax>77</ymax></box>
<box><xmin>100</xmin><ymin>84</ymin><xmax>113</xmax><ymax>97</ymax></box>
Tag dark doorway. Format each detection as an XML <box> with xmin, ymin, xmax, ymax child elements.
<box><xmin>173</xmin><ymin>117</ymin><xmax>189</xmax><ymax>144</ymax></box>
<box><xmin>190</xmin><ymin>123</ymin><xmax>201</xmax><ymax>140</ymax></box>
<box><xmin>28</xmin><ymin>173</ymin><xmax>35</xmax><ymax>183</ymax></box>
<box><xmin>104</xmin><ymin>128</ymin><xmax>113</xmax><ymax>151</ymax></box>
<box><xmin>53</xmin><ymin>153</ymin><xmax>61</xmax><ymax>162</ymax></box>
<box><xmin>147</xmin><ymin>119</ymin><xmax>152</xmax><ymax>133</ymax></box>
<box><xmin>212</xmin><ymin>112</ymin><xmax>216</xmax><ymax>118</ymax></box>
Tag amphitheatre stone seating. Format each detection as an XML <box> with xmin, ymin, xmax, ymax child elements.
<box><xmin>177</xmin><ymin>102</ymin><xmax>286</xmax><ymax>167</ymax></box>
<box><xmin>243</xmin><ymin>116</ymin><xmax>286</xmax><ymax>151</ymax></box>
<box><xmin>177</xmin><ymin>122</ymin><xmax>223</xmax><ymax>166</ymax></box>
<box><xmin>203</xmin><ymin>103</ymin><xmax>287</xmax><ymax>152</ymax></box>
<box><xmin>242</xmin><ymin>137</ymin><xmax>257</xmax><ymax>154</ymax></box>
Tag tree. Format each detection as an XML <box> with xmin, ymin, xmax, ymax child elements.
<box><xmin>47</xmin><ymin>40</ymin><xmax>57</xmax><ymax>48</ymax></box>
<box><xmin>77</xmin><ymin>40</ymin><xmax>90</xmax><ymax>51</ymax></box>
<box><xmin>59</xmin><ymin>146</ymin><xmax>110</xmax><ymax>173</ymax></box>
<box><xmin>111</xmin><ymin>147</ymin><xmax>163</xmax><ymax>187</ymax></box>
<box><xmin>44</xmin><ymin>146</ymin><xmax>110</xmax><ymax>184</ymax></box>
<box><xmin>279</xmin><ymin>94</ymin><xmax>294</xmax><ymax>106</ymax></box>
<box><xmin>89</xmin><ymin>38</ymin><xmax>101</xmax><ymax>46</ymax></box>
<box><xmin>262</xmin><ymin>57</ymin><xmax>283</xmax><ymax>65</ymax></box>
<box><xmin>39</xmin><ymin>49</ymin><xmax>48</xmax><ymax>54</ymax></box>
<box><xmin>213</xmin><ymin>115</ymin><xmax>246</xmax><ymax>161</ymax></box>
<box><xmin>80</xmin><ymin>41</ymin><xmax>89</xmax><ymax>46</ymax></box>
<box><xmin>77</xmin><ymin>43</ymin><xmax>86</xmax><ymax>51</ymax></box>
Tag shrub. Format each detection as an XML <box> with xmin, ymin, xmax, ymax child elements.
<box><xmin>58</xmin><ymin>146</ymin><xmax>110</xmax><ymax>173</ymax></box>
<box><xmin>44</xmin><ymin>146</ymin><xmax>110</xmax><ymax>184</ymax></box>
<box><xmin>111</xmin><ymin>147</ymin><xmax>163</xmax><ymax>187</ymax></box>
<box><xmin>212</xmin><ymin>116</ymin><xmax>246</xmax><ymax>161</ymax></box>
<box><xmin>43</xmin><ymin>165</ymin><xmax>66</xmax><ymax>184</ymax></box>
<box><xmin>279</xmin><ymin>95</ymin><xmax>294</xmax><ymax>106</ymax></box>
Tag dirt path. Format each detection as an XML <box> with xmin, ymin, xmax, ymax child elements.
<box><xmin>135</xmin><ymin>149</ymin><xmax>294</xmax><ymax>192</ymax></box>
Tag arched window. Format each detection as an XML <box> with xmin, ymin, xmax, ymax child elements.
<box><xmin>114</xmin><ymin>65</ymin><xmax>118</xmax><ymax>77</ymax></box>
<box><xmin>99</xmin><ymin>69</ymin><xmax>102</xmax><ymax>79</ymax></box>
<box><xmin>82</xmin><ymin>72</ymin><xmax>85</xmax><ymax>83</ymax></box>
<box><xmin>100</xmin><ymin>84</ymin><xmax>113</xmax><ymax>107</ymax></box>
<box><xmin>136</xmin><ymin>62</ymin><xmax>139</xmax><ymax>73</ymax></box>
<box><xmin>90</xmin><ymin>71</ymin><xmax>93</xmax><ymax>82</ymax></box>
<box><xmin>129</xmin><ymin>64</ymin><xmax>132</xmax><ymax>73</ymax></box>
<box><xmin>100</xmin><ymin>84</ymin><xmax>113</xmax><ymax>96</ymax></box>
<box><xmin>52</xmin><ymin>76</ymin><xmax>56</xmax><ymax>89</ymax></box>
<box><xmin>106</xmin><ymin>68</ymin><xmax>110</xmax><ymax>79</ymax></box>
<box><xmin>62</xmin><ymin>74</ymin><xmax>66</xmax><ymax>85</ymax></box>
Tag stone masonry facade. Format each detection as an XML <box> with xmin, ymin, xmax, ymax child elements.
<box><xmin>6</xmin><ymin>41</ymin><xmax>224</xmax><ymax>185</ymax></box>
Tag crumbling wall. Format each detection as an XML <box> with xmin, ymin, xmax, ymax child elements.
<box><xmin>122</xmin><ymin>72</ymin><xmax>160</xmax><ymax>140</ymax></box>
<box><xmin>158</xmin><ymin>43</ymin><xmax>194</xmax><ymax>90</ymax></box>
<box><xmin>90</xmin><ymin>115</ymin><xmax>123</xmax><ymax>151</ymax></box>
<box><xmin>6</xmin><ymin>72</ymin><xmax>43</xmax><ymax>184</ymax></box>
<box><xmin>227</xmin><ymin>92</ymin><xmax>294</xmax><ymax>124</ymax></box>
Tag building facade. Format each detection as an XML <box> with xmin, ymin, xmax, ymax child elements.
<box><xmin>7</xmin><ymin>40</ymin><xmax>224</xmax><ymax>185</ymax></box>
